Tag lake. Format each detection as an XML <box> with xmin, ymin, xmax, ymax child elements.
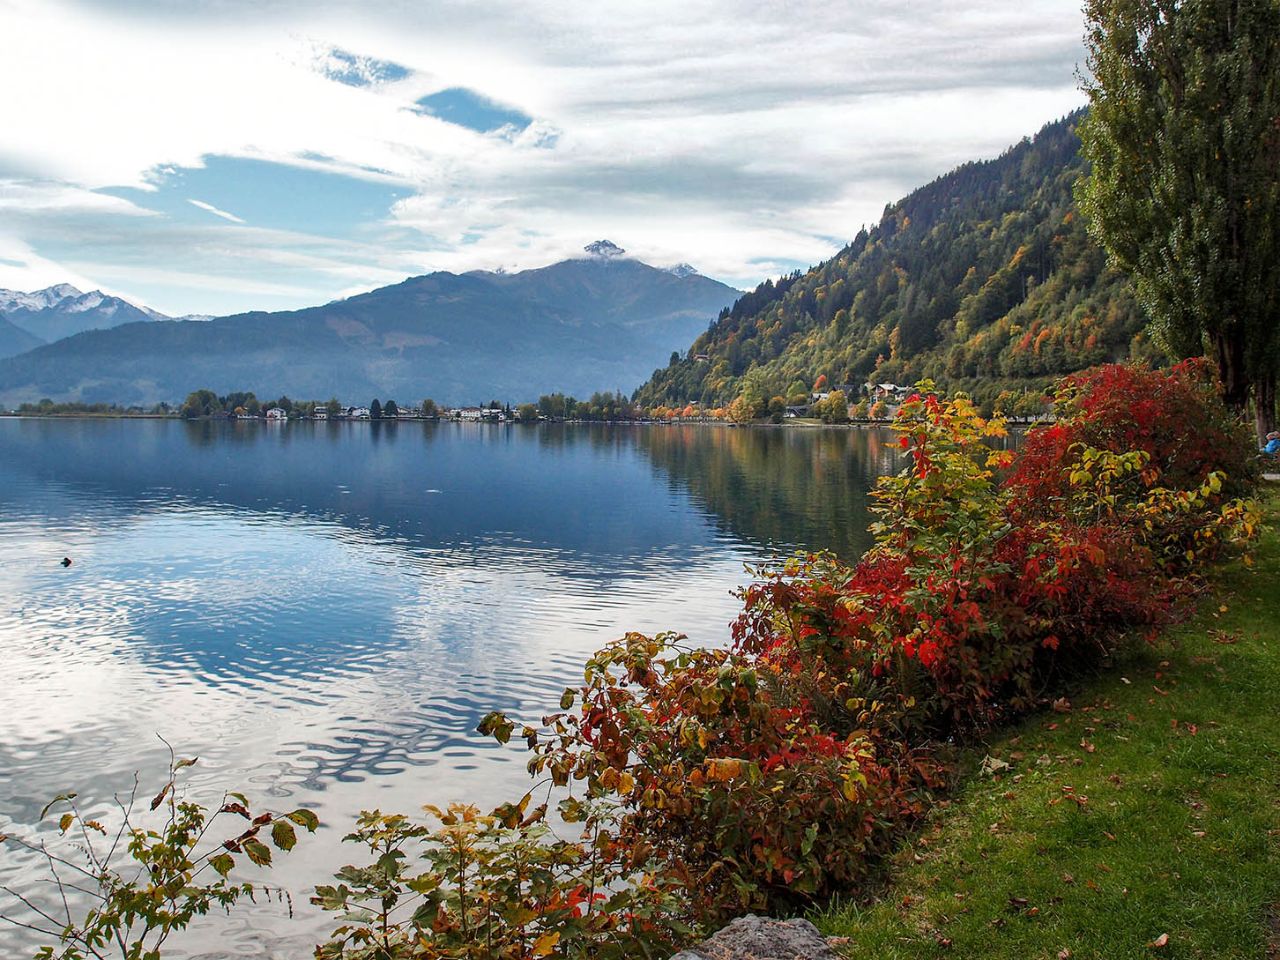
<box><xmin>0</xmin><ymin>417</ymin><xmax>915</xmax><ymax>957</ymax></box>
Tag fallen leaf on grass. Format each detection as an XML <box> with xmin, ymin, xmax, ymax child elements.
<box><xmin>1147</xmin><ymin>932</ymin><xmax>1169</xmax><ymax>949</ymax></box>
<box><xmin>1058</xmin><ymin>950</ymin><xmax>1072</xmax><ymax>959</ymax></box>
<box><xmin>979</xmin><ymin>755</ymin><xmax>1011</xmax><ymax>776</ymax></box>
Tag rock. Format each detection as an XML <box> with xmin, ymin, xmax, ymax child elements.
<box><xmin>671</xmin><ymin>915</ymin><xmax>841</xmax><ymax>959</ymax></box>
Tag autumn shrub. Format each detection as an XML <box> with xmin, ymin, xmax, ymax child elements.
<box><xmin>313</xmin><ymin>801</ymin><xmax>685</xmax><ymax>960</ymax></box>
<box><xmin>1009</xmin><ymin>361</ymin><xmax>1261</xmax><ymax>572</ymax></box>
<box><xmin>477</xmin><ymin>633</ymin><xmax>934</xmax><ymax>925</ymax></box>
<box><xmin>1</xmin><ymin>754</ymin><xmax>315</xmax><ymax>960</ymax></box>
<box><xmin>1010</xmin><ymin>359</ymin><xmax>1259</xmax><ymax>504</ymax></box>
<box><xmin>464</xmin><ymin>365</ymin><xmax>1260</xmax><ymax>934</ymax></box>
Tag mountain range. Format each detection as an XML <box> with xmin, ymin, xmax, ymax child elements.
<box><xmin>3</xmin><ymin>113</ymin><xmax>1149</xmax><ymax>412</ymax></box>
<box><xmin>0</xmin><ymin>284</ymin><xmax>179</xmax><ymax>360</ymax></box>
<box><xmin>636</xmin><ymin>111</ymin><xmax>1149</xmax><ymax>411</ymax></box>
<box><xmin>0</xmin><ymin>246</ymin><xmax>738</xmax><ymax>406</ymax></box>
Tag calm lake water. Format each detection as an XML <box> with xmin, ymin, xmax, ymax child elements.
<box><xmin>0</xmin><ymin>417</ymin><xmax>915</xmax><ymax>957</ymax></box>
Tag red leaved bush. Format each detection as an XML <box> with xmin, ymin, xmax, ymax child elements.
<box><xmin>475</xmin><ymin>364</ymin><xmax>1260</xmax><ymax>931</ymax></box>
<box><xmin>1010</xmin><ymin>359</ymin><xmax>1258</xmax><ymax>505</ymax></box>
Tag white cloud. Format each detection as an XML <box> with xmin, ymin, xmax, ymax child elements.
<box><xmin>0</xmin><ymin>180</ymin><xmax>154</xmax><ymax>216</ymax></box>
<box><xmin>187</xmin><ymin>199</ymin><xmax>246</xmax><ymax>223</ymax></box>
<box><xmin>0</xmin><ymin>234</ymin><xmax>137</xmax><ymax>301</ymax></box>
<box><xmin>0</xmin><ymin>0</ymin><xmax>1091</xmax><ymax>314</ymax></box>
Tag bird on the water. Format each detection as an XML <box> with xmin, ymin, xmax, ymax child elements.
<box><xmin>60</xmin><ymin>557</ymin><xmax>72</xmax><ymax>567</ymax></box>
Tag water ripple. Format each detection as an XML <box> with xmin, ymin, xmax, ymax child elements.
<box><xmin>0</xmin><ymin>419</ymin><xmax>898</xmax><ymax>958</ymax></box>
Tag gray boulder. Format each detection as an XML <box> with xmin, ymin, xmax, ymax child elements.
<box><xmin>671</xmin><ymin>915</ymin><xmax>841</xmax><ymax>959</ymax></box>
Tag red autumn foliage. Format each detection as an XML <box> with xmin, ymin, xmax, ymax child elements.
<box><xmin>1009</xmin><ymin>359</ymin><xmax>1258</xmax><ymax>506</ymax></box>
<box><xmin>477</xmin><ymin>364</ymin><xmax>1260</xmax><ymax>931</ymax></box>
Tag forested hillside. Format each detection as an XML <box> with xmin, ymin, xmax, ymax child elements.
<box><xmin>636</xmin><ymin>111</ymin><xmax>1156</xmax><ymax>412</ymax></box>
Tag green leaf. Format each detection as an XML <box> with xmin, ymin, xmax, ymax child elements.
<box><xmin>477</xmin><ymin>711</ymin><xmax>514</xmax><ymax>744</ymax></box>
<box><xmin>210</xmin><ymin>852</ymin><xmax>235</xmax><ymax>876</ymax></box>
<box><xmin>560</xmin><ymin>688</ymin><xmax>575</xmax><ymax>710</ymax></box>
<box><xmin>376</xmin><ymin>851</ymin><xmax>404</xmax><ymax>876</ymax></box>
<box><xmin>242</xmin><ymin>838</ymin><xmax>272</xmax><ymax>866</ymax></box>
<box><xmin>270</xmin><ymin>820</ymin><xmax>297</xmax><ymax>851</ymax></box>
<box><xmin>285</xmin><ymin>809</ymin><xmax>320</xmax><ymax>832</ymax></box>
<box><xmin>558</xmin><ymin>797</ymin><xmax>585</xmax><ymax>823</ymax></box>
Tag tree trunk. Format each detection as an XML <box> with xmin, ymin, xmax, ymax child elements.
<box><xmin>1213</xmin><ymin>327</ymin><xmax>1252</xmax><ymax>414</ymax></box>
<box><xmin>1255</xmin><ymin>368</ymin><xmax>1277</xmax><ymax>444</ymax></box>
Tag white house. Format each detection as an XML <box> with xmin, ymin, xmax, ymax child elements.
<box><xmin>312</xmin><ymin>408</ymin><xmax>329</xmax><ymax>420</ymax></box>
<box><xmin>265</xmin><ymin>407</ymin><xmax>288</xmax><ymax>421</ymax></box>
<box><xmin>864</xmin><ymin>382</ymin><xmax>909</xmax><ymax>401</ymax></box>
<box><xmin>347</xmin><ymin>406</ymin><xmax>371</xmax><ymax>420</ymax></box>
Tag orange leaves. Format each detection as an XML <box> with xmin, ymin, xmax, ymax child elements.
<box><xmin>703</xmin><ymin>758</ymin><xmax>742</xmax><ymax>783</ymax></box>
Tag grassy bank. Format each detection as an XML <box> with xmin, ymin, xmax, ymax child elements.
<box><xmin>816</xmin><ymin>491</ymin><xmax>1280</xmax><ymax>959</ymax></box>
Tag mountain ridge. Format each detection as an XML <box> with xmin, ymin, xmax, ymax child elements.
<box><xmin>0</xmin><ymin>249</ymin><xmax>739</xmax><ymax>406</ymax></box>
<box><xmin>0</xmin><ymin>284</ymin><xmax>168</xmax><ymax>354</ymax></box>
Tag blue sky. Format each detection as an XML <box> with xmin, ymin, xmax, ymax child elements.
<box><xmin>0</xmin><ymin>0</ymin><xmax>1090</xmax><ymax>316</ymax></box>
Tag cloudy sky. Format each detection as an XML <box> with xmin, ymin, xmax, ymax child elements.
<box><xmin>0</xmin><ymin>0</ymin><xmax>1089</xmax><ymax>317</ymax></box>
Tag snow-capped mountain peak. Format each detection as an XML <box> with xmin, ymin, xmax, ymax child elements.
<box><xmin>0</xmin><ymin>283</ymin><xmax>86</xmax><ymax>312</ymax></box>
<box><xmin>583</xmin><ymin>239</ymin><xmax>626</xmax><ymax>259</ymax></box>
<box><xmin>666</xmin><ymin>263</ymin><xmax>700</xmax><ymax>278</ymax></box>
<box><xmin>0</xmin><ymin>283</ymin><xmax>169</xmax><ymax>355</ymax></box>
<box><xmin>65</xmin><ymin>291</ymin><xmax>108</xmax><ymax>312</ymax></box>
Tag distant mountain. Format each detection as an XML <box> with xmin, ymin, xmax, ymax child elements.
<box><xmin>636</xmin><ymin>112</ymin><xmax>1151</xmax><ymax>411</ymax></box>
<box><xmin>0</xmin><ymin>316</ymin><xmax>44</xmax><ymax>360</ymax></box>
<box><xmin>0</xmin><ymin>247</ymin><xmax>739</xmax><ymax>406</ymax></box>
<box><xmin>0</xmin><ymin>284</ymin><xmax>165</xmax><ymax>357</ymax></box>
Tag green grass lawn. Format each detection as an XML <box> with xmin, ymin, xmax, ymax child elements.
<box><xmin>815</xmin><ymin>492</ymin><xmax>1280</xmax><ymax>960</ymax></box>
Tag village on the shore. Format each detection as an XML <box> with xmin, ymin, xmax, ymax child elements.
<box><xmin>7</xmin><ymin>378</ymin><xmax>1062</xmax><ymax>424</ymax></box>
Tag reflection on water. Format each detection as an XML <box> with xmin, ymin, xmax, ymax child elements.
<box><xmin>0</xmin><ymin>418</ymin><xmax>924</xmax><ymax>957</ymax></box>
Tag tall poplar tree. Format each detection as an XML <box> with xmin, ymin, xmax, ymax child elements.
<box><xmin>1077</xmin><ymin>0</ymin><xmax>1280</xmax><ymax>437</ymax></box>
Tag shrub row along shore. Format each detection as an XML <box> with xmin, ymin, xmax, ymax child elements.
<box><xmin>2</xmin><ymin>360</ymin><xmax>1264</xmax><ymax>960</ymax></box>
<box><xmin>815</xmin><ymin>491</ymin><xmax>1280</xmax><ymax>957</ymax></box>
